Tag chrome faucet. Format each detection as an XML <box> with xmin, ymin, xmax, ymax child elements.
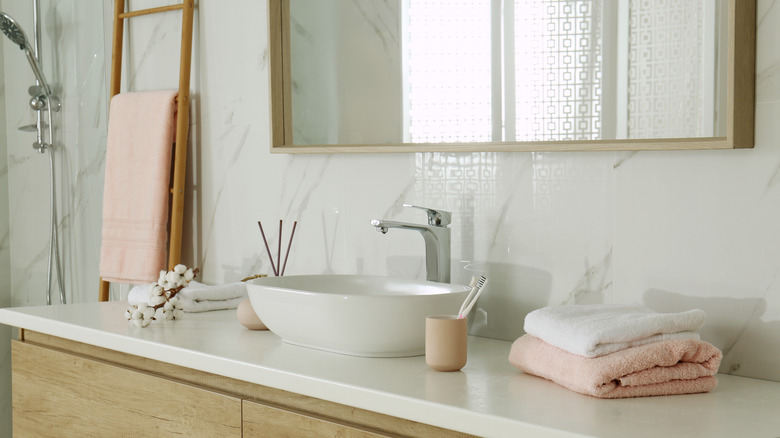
<box><xmin>370</xmin><ymin>204</ymin><xmax>451</xmax><ymax>283</ymax></box>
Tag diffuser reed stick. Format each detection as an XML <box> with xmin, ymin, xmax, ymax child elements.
<box><xmin>277</xmin><ymin>220</ymin><xmax>282</xmax><ymax>275</ymax></box>
<box><xmin>257</xmin><ymin>221</ymin><xmax>278</xmax><ymax>276</ymax></box>
<box><xmin>258</xmin><ymin>220</ymin><xmax>298</xmax><ymax>276</ymax></box>
<box><xmin>281</xmin><ymin>221</ymin><xmax>297</xmax><ymax>276</ymax></box>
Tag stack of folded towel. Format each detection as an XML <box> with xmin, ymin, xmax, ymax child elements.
<box><xmin>509</xmin><ymin>304</ymin><xmax>722</xmax><ymax>399</ymax></box>
<box><xmin>128</xmin><ymin>281</ymin><xmax>247</xmax><ymax>313</ymax></box>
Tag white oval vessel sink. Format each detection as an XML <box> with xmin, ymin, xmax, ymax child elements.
<box><xmin>247</xmin><ymin>275</ymin><xmax>470</xmax><ymax>357</ymax></box>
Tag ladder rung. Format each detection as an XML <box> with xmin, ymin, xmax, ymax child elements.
<box><xmin>119</xmin><ymin>3</ymin><xmax>184</xmax><ymax>19</ymax></box>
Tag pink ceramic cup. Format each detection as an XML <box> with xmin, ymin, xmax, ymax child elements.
<box><xmin>425</xmin><ymin>315</ymin><xmax>468</xmax><ymax>372</ymax></box>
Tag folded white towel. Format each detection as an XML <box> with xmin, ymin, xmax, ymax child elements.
<box><xmin>176</xmin><ymin>296</ymin><xmax>247</xmax><ymax>313</ymax></box>
<box><xmin>128</xmin><ymin>280</ymin><xmax>248</xmax><ymax>313</ymax></box>
<box><xmin>177</xmin><ymin>281</ymin><xmax>247</xmax><ymax>302</ymax></box>
<box><xmin>524</xmin><ymin>304</ymin><xmax>706</xmax><ymax>358</ymax></box>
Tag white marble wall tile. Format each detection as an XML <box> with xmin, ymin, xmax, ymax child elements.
<box><xmin>614</xmin><ymin>100</ymin><xmax>780</xmax><ymax>381</ymax></box>
<box><xmin>51</xmin><ymin>1</ymin><xmax>108</xmax><ymax>131</ymax></box>
<box><xmin>61</xmin><ymin>127</ymin><xmax>108</xmax><ymax>303</ymax></box>
<box><xmin>197</xmin><ymin>0</ymin><xmax>265</xmax><ymax>126</ymax></box>
<box><xmin>7</xmin><ymin>134</ymin><xmax>52</xmax><ymax>307</ymax></box>
<box><xmin>121</xmin><ymin>0</ymin><xmax>192</xmax><ymax>92</ymax></box>
<box><xmin>462</xmin><ymin>151</ymin><xmax>615</xmax><ymax>340</ymax></box>
<box><xmin>756</xmin><ymin>0</ymin><xmax>779</xmax><ymax>103</ymax></box>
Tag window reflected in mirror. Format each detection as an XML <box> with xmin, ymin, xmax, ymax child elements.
<box><xmin>271</xmin><ymin>0</ymin><xmax>754</xmax><ymax>152</ymax></box>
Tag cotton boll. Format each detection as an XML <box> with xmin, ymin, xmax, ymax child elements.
<box><xmin>150</xmin><ymin>295</ymin><xmax>166</xmax><ymax>306</ymax></box>
<box><xmin>166</xmin><ymin>271</ymin><xmax>181</xmax><ymax>284</ymax></box>
<box><xmin>184</xmin><ymin>269</ymin><xmax>194</xmax><ymax>282</ymax></box>
<box><xmin>142</xmin><ymin>307</ymin><xmax>155</xmax><ymax>320</ymax></box>
<box><xmin>174</xmin><ymin>264</ymin><xmax>187</xmax><ymax>274</ymax></box>
<box><xmin>152</xmin><ymin>285</ymin><xmax>164</xmax><ymax>296</ymax></box>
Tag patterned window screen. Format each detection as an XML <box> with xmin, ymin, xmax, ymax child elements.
<box><xmin>626</xmin><ymin>0</ymin><xmax>706</xmax><ymax>139</ymax></box>
<box><xmin>406</xmin><ymin>0</ymin><xmax>602</xmax><ymax>143</ymax></box>
<box><xmin>405</xmin><ymin>1</ymin><xmax>707</xmax><ymax>143</ymax></box>
<box><xmin>513</xmin><ymin>0</ymin><xmax>603</xmax><ymax>141</ymax></box>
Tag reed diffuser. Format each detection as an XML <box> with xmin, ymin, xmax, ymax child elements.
<box><xmin>258</xmin><ymin>220</ymin><xmax>298</xmax><ymax>276</ymax></box>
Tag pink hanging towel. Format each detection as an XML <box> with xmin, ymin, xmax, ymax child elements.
<box><xmin>99</xmin><ymin>90</ymin><xmax>179</xmax><ymax>284</ymax></box>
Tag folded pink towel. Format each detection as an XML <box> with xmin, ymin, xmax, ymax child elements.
<box><xmin>99</xmin><ymin>90</ymin><xmax>179</xmax><ymax>284</ymax></box>
<box><xmin>509</xmin><ymin>335</ymin><xmax>722</xmax><ymax>399</ymax></box>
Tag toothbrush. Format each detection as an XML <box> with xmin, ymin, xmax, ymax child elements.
<box><xmin>457</xmin><ymin>276</ymin><xmax>478</xmax><ymax>317</ymax></box>
<box><xmin>458</xmin><ymin>276</ymin><xmax>487</xmax><ymax>319</ymax></box>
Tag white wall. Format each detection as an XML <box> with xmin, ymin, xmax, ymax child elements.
<box><xmin>1</xmin><ymin>8</ymin><xmax>779</xmax><ymax>434</ymax></box>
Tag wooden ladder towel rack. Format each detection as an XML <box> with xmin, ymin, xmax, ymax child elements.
<box><xmin>98</xmin><ymin>0</ymin><xmax>194</xmax><ymax>302</ymax></box>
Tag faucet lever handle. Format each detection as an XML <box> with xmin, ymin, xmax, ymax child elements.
<box><xmin>403</xmin><ymin>204</ymin><xmax>452</xmax><ymax>227</ymax></box>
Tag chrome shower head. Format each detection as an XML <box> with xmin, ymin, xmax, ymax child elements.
<box><xmin>0</xmin><ymin>12</ymin><xmax>26</xmax><ymax>49</ymax></box>
<box><xmin>0</xmin><ymin>12</ymin><xmax>54</xmax><ymax>98</ymax></box>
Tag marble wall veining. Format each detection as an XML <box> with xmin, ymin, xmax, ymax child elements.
<box><xmin>1</xmin><ymin>8</ymin><xmax>780</xmax><ymax>434</ymax></box>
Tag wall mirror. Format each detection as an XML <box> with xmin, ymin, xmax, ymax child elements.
<box><xmin>268</xmin><ymin>0</ymin><xmax>755</xmax><ymax>153</ymax></box>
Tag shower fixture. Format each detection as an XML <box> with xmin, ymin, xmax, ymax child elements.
<box><xmin>0</xmin><ymin>12</ymin><xmax>59</xmax><ymax>111</ymax></box>
<box><xmin>1</xmin><ymin>8</ymin><xmax>66</xmax><ymax>305</ymax></box>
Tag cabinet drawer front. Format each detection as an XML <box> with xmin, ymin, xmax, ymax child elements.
<box><xmin>12</xmin><ymin>341</ymin><xmax>242</xmax><ymax>437</ymax></box>
<box><xmin>243</xmin><ymin>399</ymin><xmax>390</xmax><ymax>438</ymax></box>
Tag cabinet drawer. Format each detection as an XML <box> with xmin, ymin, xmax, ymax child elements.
<box><xmin>243</xmin><ymin>399</ymin><xmax>390</xmax><ymax>437</ymax></box>
<box><xmin>12</xmin><ymin>341</ymin><xmax>242</xmax><ymax>437</ymax></box>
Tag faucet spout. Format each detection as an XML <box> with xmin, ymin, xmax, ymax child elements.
<box><xmin>370</xmin><ymin>212</ymin><xmax>451</xmax><ymax>283</ymax></box>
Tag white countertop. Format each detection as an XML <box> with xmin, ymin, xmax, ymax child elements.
<box><xmin>1</xmin><ymin>302</ymin><xmax>779</xmax><ymax>438</ymax></box>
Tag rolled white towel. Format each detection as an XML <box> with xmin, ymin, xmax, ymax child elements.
<box><xmin>127</xmin><ymin>283</ymin><xmax>154</xmax><ymax>306</ymax></box>
<box><xmin>524</xmin><ymin>304</ymin><xmax>706</xmax><ymax>358</ymax></box>
<box><xmin>128</xmin><ymin>280</ymin><xmax>248</xmax><ymax>313</ymax></box>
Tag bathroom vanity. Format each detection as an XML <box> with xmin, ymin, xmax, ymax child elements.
<box><xmin>1</xmin><ymin>302</ymin><xmax>779</xmax><ymax>437</ymax></box>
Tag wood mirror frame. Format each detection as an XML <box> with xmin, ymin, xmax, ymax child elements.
<box><xmin>267</xmin><ymin>0</ymin><xmax>755</xmax><ymax>153</ymax></box>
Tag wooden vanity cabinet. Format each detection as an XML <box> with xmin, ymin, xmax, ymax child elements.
<box><xmin>12</xmin><ymin>330</ymin><xmax>473</xmax><ymax>438</ymax></box>
<box><xmin>242</xmin><ymin>400</ymin><xmax>389</xmax><ymax>437</ymax></box>
<box><xmin>12</xmin><ymin>340</ymin><xmax>242</xmax><ymax>437</ymax></box>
